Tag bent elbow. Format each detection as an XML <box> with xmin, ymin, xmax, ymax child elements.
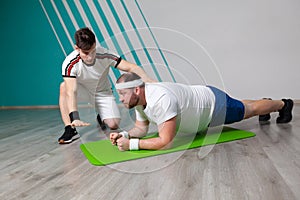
<box><xmin>159</xmin><ymin>140</ymin><xmax>174</xmax><ymax>150</ymax></box>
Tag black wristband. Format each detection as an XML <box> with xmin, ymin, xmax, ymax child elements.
<box><xmin>69</xmin><ymin>111</ymin><xmax>80</xmax><ymax>122</ymax></box>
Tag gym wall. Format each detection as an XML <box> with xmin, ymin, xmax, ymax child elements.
<box><xmin>1</xmin><ymin>0</ymin><xmax>65</xmax><ymax>107</ymax></box>
<box><xmin>1</xmin><ymin>0</ymin><xmax>299</xmax><ymax>107</ymax></box>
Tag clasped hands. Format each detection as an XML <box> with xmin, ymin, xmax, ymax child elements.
<box><xmin>110</xmin><ymin>132</ymin><xmax>130</xmax><ymax>151</ymax></box>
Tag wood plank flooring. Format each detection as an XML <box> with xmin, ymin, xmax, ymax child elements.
<box><xmin>0</xmin><ymin>105</ymin><xmax>299</xmax><ymax>200</ymax></box>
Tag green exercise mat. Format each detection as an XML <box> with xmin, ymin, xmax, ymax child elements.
<box><xmin>80</xmin><ymin>127</ymin><xmax>255</xmax><ymax>166</ymax></box>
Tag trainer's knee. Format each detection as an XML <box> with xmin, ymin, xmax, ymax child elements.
<box><xmin>104</xmin><ymin>118</ymin><xmax>120</xmax><ymax>130</ymax></box>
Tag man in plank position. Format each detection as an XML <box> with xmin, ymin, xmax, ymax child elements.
<box><xmin>110</xmin><ymin>72</ymin><xmax>293</xmax><ymax>151</ymax></box>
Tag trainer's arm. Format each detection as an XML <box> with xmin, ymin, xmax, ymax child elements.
<box><xmin>116</xmin><ymin>60</ymin><xmax>156</xmax><ymax>82</ymax></box>
<box><xmin>64</xmin><ymin>77</ymin><xmax>90</xmax><ymax>126</ymax></box>
<box><xmin>64</xmin><ymin>77</ymin><xmax>78</xmax><ymax>112</ymax></box>
<box><xmin>139</xmin><ymin>117</ymin><xmax>177</xmax><ymax>150</ymax></box>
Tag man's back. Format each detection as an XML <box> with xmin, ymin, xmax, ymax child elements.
<box><xmin>137</xmin><ymin>82</ymin><xmax>216</xmax><ymax>133</ymax></box>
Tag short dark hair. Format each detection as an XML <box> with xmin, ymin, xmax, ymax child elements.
<box><xmin>117</xmin><ymin>72</ymin><xmax>144</xmax><ymax>87</ymax></box>
<box><xmin>74</xmin><ymin>27</ymin><xmax>96</xmax><ymax>50</ymax></box>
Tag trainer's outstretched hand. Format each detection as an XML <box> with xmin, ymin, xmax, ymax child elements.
<box><xmin>71</xmin><ymin>119</ymin><xmax>91</xmax><ymax>127</ymax></box>
<box><xmin>110</xmin><ymin>132</ymin><xmax>122</xmax><ymax>145</ymax></box>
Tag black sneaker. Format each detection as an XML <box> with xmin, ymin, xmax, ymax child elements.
<box><xmin>259</xmin><ymin>98</ymin><xmax>272</xmax><ymax>124</ymax></box>
<box><xmin>97</xmin><ymin>114</ymin><xmax>107</xmax><ymax>131</ymax></box>
<box><xmin>58</xmin><ymin>125</ymin><xmax>80</xmax><ymax>144</ymax></box>
<box><xmin>276</xmin><ymin>99</ymin><xmax>293</xmax><ymax>123</ymax></box>
<box><xmin>259</xmin><ymin>114</ymin><xmax>271</xmax><ymax>121</ymax></box>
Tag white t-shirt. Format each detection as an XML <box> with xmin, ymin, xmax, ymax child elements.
<box><xmin>62</xmin><ymin>47</ymin><xmax>121</xmax><ymax>95</ymax></box>
<box><xmin>135</xmin><ymin>82</ymin><xmax>215</xmax><ymax>133</ymax></box>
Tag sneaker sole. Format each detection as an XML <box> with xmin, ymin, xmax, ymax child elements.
<box><xmin>58</xmin><ymin>134</ymin><xmax>80</xmax><ymax>144</ymax></box>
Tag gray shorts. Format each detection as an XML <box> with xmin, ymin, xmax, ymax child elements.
<box><xmin>77</xmin><ymin>84</ymin><xmax>120</xmax><ymax>120</ymax></box>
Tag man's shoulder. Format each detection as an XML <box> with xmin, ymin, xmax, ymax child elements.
<box><xmin>146</xmin><ymin>82</ymin><xmax>178</xmax><ymax>92</ymax></box>
<box><xmin>63</xmin><ymin>50</ymin><xmax>81</xmax><ymax>66</ymax></box>
<box><xmin>96</xmin><ymin>46</ymin><xmax>119</xmax><ymax>58</ymax></box>
<box><xmin>145</xmin><ymin>83</ymin><xmax>174</xmax><ymax>102</ymax></box>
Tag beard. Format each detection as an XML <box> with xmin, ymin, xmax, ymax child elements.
<box><xmin>127</xmin><ymin>95</ymin><xmax>139</xmax><ymax>109</ymax></box>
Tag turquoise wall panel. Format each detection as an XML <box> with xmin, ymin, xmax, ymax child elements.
<box><xmin>1</xmin><ymin>0</ymin><xmax>65</xmax><ymax>106</ymax></box>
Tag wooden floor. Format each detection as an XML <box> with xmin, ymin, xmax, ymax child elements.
<box><xmin>0</xmin><ymin>105</ymin><xmax>299</xmax><ymax>200</ymax></box>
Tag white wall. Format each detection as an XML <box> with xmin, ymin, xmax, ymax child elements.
<box><xmin>140</xmin><ymin>0</ymin><xmax>300</xmax><ymax>99</ymax></box>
